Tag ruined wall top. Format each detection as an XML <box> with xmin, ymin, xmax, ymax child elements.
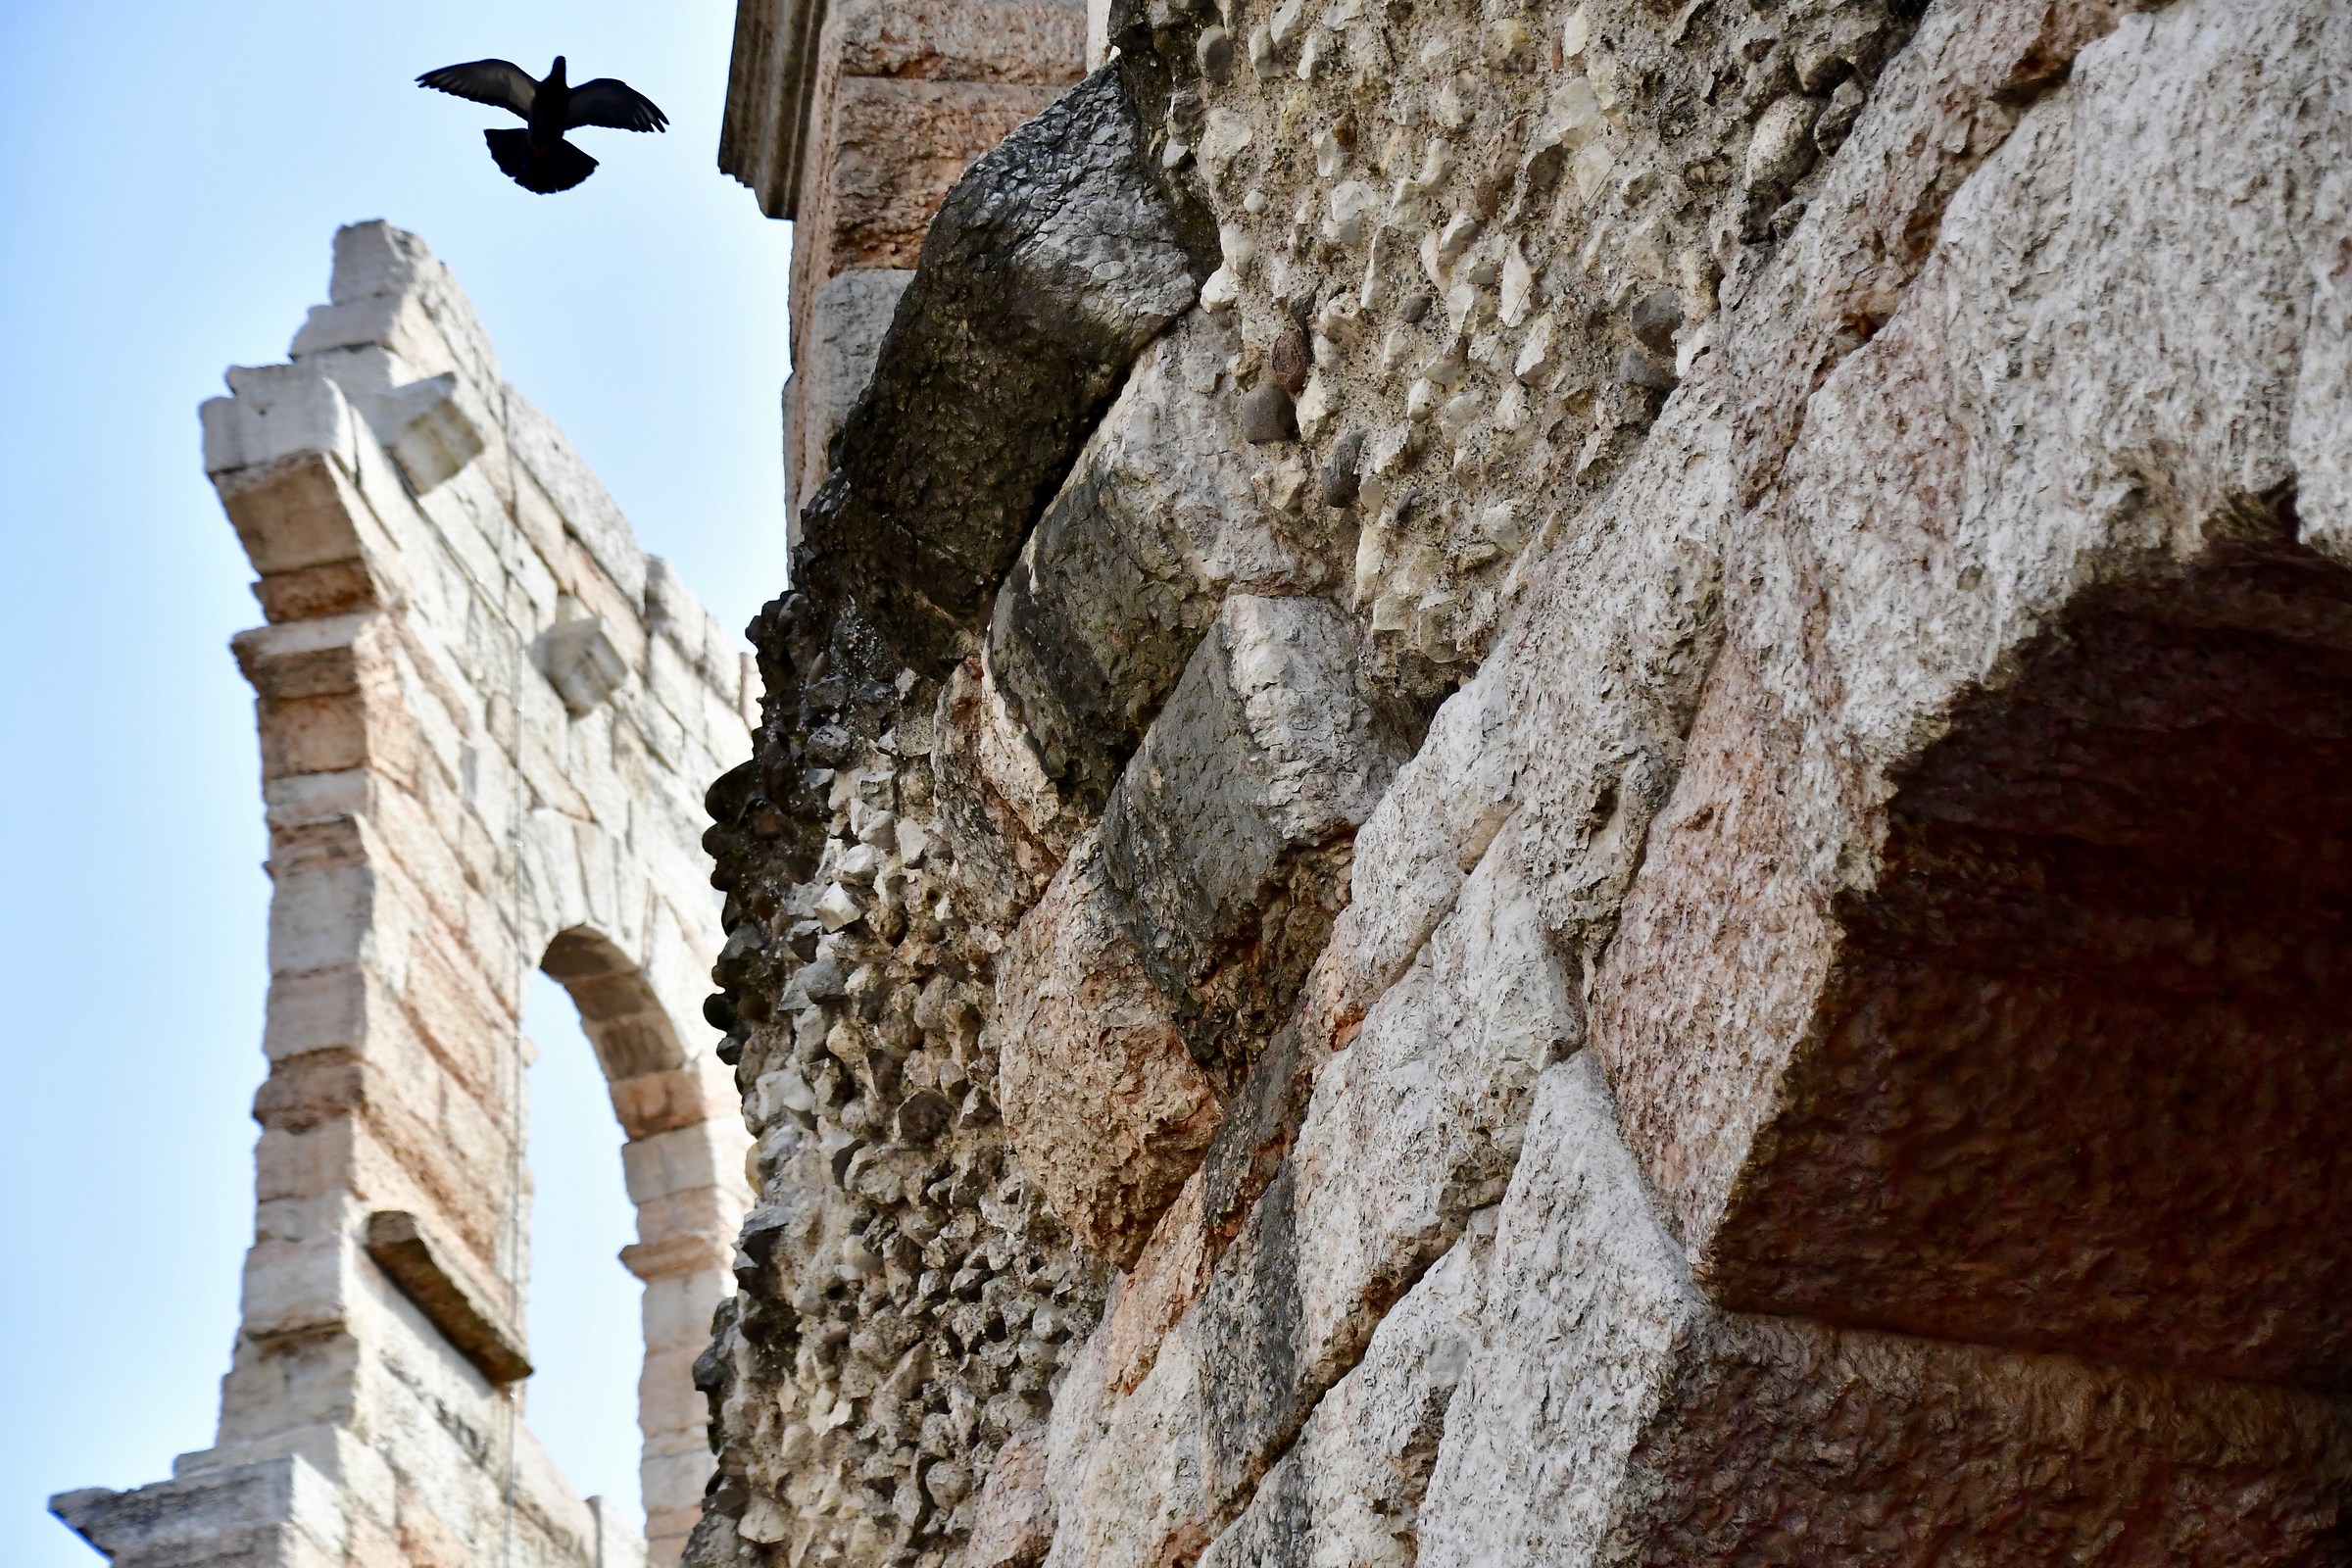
<box><xmin>56</xmin><ymin>220</ymin><xmax>758</xmax><ymax>1568</ymax></box>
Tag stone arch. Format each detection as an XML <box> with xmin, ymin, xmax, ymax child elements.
<box><xmin>51</xmin><ymin>222</ymin><xmax>754</xmax><ymax>1568</ymax></box>
<box><xmin>544</xmin><ymin>926</ymin><xmax>688</xmax><ymax>1083</ymax></box>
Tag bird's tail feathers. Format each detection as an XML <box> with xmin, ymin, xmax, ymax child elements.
<box><xmin>484</xmin><ymin>128</ymin><xmax>597</xmax><ymax>193</ymax></box>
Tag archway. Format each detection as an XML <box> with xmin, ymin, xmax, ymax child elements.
<box><xmin>51</xmin><ymin>222</ymin><xmax>754</xmax><ymax>1568</ymax></box>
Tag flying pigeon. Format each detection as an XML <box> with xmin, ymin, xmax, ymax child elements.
<box><xmin>417</xmin><ymin>56</ymin><xmax>667</xmax><ymax>193</ymax></box>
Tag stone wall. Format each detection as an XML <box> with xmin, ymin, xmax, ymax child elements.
<box><xmin>52</xmin><ymin>222</ymin><xmax>757</xmax><ymax>1568</ymax></box>
<box><xmin>710</xmin><ymin>0</ymin><xmax>2352</xmax><ymax>1564</ymax></box>
<box><xmin>722</xmin><ymin>0</ymin><xmax>1091</xmax><ymax>531</ymax></box>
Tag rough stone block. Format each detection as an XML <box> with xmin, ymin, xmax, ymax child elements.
<box><xmin>1289</xmin><ymin>818</ymin><xmax>1575</xmax><ymax>1394</ymax></box>
<box><xmin>1197</xmin><ymin>1222</ymin><xmax>1486</xmax><ymax>1568</ymax></box>
<box><xmin>816</xmin><ymin>79</ymin><xmax>1065</xmax><ymax>280</ymax></box>
<box><xmin>795</xmin><ymin>64</ymin><xmax>1205</xmax><ymax>670</ymax></box>
<box><xmin>1102</xmin><ymin>593</ymin><xmax>1406</xmax><ymax>1085</ymax></box>
<box><xmin>1589</xmin><ymin>0</ymin><xmax>2352</xmax><ymax>1395</ymax></box>
<box><xmin>992</xmin><ymin>828</ymin><xmax>1222</xmax><ymax>1267</ymax></box>
<box><xmin>363</xmin><ymin>1210</ymin><xmax>531</xmax><ymax>1385</ymax></box>
<box><xmin>1041</xmin><ymin>1315</ymin><xmax>1212</xmax><ymax>1568</ymax></box>
<box><xmin>988</xmin><ymin>310</ymin><xmax>1315</xmax><ymax>811</ymax></box>
<box><xmin>53</xmin><ymin>1456</ymin><xmax>350</xmax><ymax>1568</ymax></box>
<box><xmin>1416</xmin><ymin>1054</ymin><xmax>2352</xmax><ymax>1567</ymax></box>
<box><xmin>954</xmin><ymin>1425</ymin><xmax>1055</xmax><ymax>1568</ymax></box>
<box><xmin>535</xmin><ymin>616</ymin><xmax>631</xmax><ymax>717</ymax></box>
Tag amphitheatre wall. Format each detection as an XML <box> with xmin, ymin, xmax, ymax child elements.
<box><xmin>701</xmin><ymin>0</ymin><xmax>2352</xmax><ymax>1564</ymax></box>
<box><xmin>54</xmin><ymin>221</ymin><xmax>757</xmax><ymax>1568</ymax></box>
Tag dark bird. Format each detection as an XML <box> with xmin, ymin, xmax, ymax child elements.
<box><xmin>416</xmin><ymin>56</ymin><xmax>667</xmax><ymax>193</ymax></box>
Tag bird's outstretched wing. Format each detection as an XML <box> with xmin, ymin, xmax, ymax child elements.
<box><xmin>566</xmin><ymin>78</ymin><xmax>668</xmax><ymax>132</ymax></box>
<box><xmin>416</xmin><ymin>60</ymin><xmax>536</xmax><ymax>119</ymax></box>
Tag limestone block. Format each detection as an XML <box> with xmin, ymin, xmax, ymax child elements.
<box><xmin>535</xmin><ymin>616</ymin><xmax>631</xmax><ymax>717</ymax></box>
<box><xmin>1590</xmin><ymin>0</ymin><xmax>2352</xmax><ymax>1392</ymax></box>
<box><xmin>789</xmin><ymin>268</ymin><xmax>913</xmax><ymax>520</ymax></box>
<box><xmin>204</xmin><ymin>365</ymin><xmax>365</xmax><ymax>484</ymax></box>
<box><xmin>608</xmin><ymin>1066</ymin><xmax>736</xmax><ymax>1142</ymax></box>
<box><xmin>621</xmin><ymin>1125</ymin><xmax>732</xmax><ymax>1207</ymax></box>
<box><xmin>266</xmin><ymin>862</ymin><xmax>377</xmax><ymax>979</ymax></box>
<box><xmin>1289</xmin><ymin>818</ymin><xmax>1575</xmax><ymax>1394</ymax></box>
<box><xmin>301</xmin><ymin>220</ymin><xmax>501</xmax><ymax>394</ymax></box>
<box><xmin>1415</xmin><ymin>1055</ymin><xmax>2352</xmax><ymax>1567</ymax></box>
<box><xmin>953</xmin><ymin>1425</ymin><xmax>1055</xmax><ymax>1568</ymax></box>
<box><xmin>825</xmin><ymin>0</ymin><xmax>1086</xmax><ymax>83</ymax></box>
<box><xmin>1041</xmin><ymin>1315</ymin><xmax>1212</xmax><ymax>1568</ymax></box>
<box><xmin>991</xmin><ymin>829</ymin><xmax>1221</xmax><ymax>1267</ymax></box>
<box><xmin>1098</xmin><ymin>1171</ymin><xmax>1210</xmax><ymax>1395</ymax></box>
<box><xmin>240</xmin><ymin>1233</ymin><xmax>357</xmax><ymax>1343</ymax></box>
<box><xmin>372</xmin><ymin>373</ymin><xmax>487</xmax><ymax>493</ymax></box>
<box><xmin>363</xmin><ymin>1210</ymin><xmax>531</xmax><ymax>1384</ymax></box>
<box><xmin>53</xmin><ymin>1455</ymin><xmax>352</xmax><ymax>1568</ymax></box>
<box><xmin>1325</xmin><ymin>656</ymin><xmax>1517</xmax><ymax>1023</ymax></box>
<box><xmin>796</xmin><ymin>64</ymin><xmax>1205</xmax><ymax>670</ymax></box>
<box><xmin>812</xmin><ymin>77</ymin><xmax>1069</xmax><ymax>276</ymax></box>
<box><xmin>1196</xmin><ymin>1223</ymin><xmax>1486</xmax><ymax>1568</ymax></box>
<box><xmin>988</xmin><ymin>310</ymin><xmax>1315</xmax><ymax>811</ymax></box>
<box><xmin>1102</xmin><ymin>593</ymin><xmax>1405</xmax><ymax>1084</ymax></box>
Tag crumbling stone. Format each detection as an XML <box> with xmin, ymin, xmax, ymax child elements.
<box><xmin>697</xmin><ymin>0</ymin><xmax>2352</xmax><ymax>1565</ymax></box>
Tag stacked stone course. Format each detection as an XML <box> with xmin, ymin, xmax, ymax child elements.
<box><xmin>55</xmin><ymin>221</ymin><xmax>757</xmax><ymax>1568</ymax></box>
<box><xmin>706</xmin><ymin>0</ymin><xmax>2352</xmax><ymax>1562</ymax></box>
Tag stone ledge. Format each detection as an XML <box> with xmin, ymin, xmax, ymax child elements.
<box><xmin>362</xmin><ymin>1209</ymin><xmax>531</xmax><ymax>1385</ymax></box>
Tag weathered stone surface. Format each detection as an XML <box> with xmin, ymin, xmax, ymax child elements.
<box><xmin>797</xmin><ymin>64</ymin><xmax>1207</xmax><ymax>671</ymax></box>
<box><xmin>1039</xmin><ymin>1314</ymin><xmax>1212</xmax><ymax>1568</ymax></box>
<box><xmin>1591</xmin><ymin>0</ymin><xmax>2352</xmax><ymax>1393</ymax></box>
<box><xmin>1419</xmin><ymin>1055</ymin><xmax>2352</xmax><ymax>1567</ymax></box>
<box><xmin>992</xmin><ymin>829</ymin><xmax>1223</xmax><ymax>1266</ymax></box>
<box><xmin>1289</xmin><ymin>816</ymin><xmax>1574</xmax><ymax>1396</ymax></box>
<box><xmin>989</xmin><ymin>310</ymin><xmax>1325</xmax><ymax>812</ymax></box>
<box><xmin>1102</xmin><ymin>593</ymin><xmax>1407</xmax><ymax>1086</ymax></box>
<box><xmin>705</xmin><ymin>0</ymin><xmax>2352</xmax><ymax>1564</ymax></box>
<box><xmin>953</xmin><ymin>1427</ymin><xmax>1055</xmax><ymax>1568</ymax></box>
<box><xmin>1197</xmin><ymin>1222</ymin><xmax>1487</xmax><ymax>1568</ymax></box>
<box><xmin>787</xmin><ymin>267</ymin><xmax>913</xmax><ymax>525</ymax></box>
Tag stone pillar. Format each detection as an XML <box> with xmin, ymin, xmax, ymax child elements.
<box><xmin>720</xmin><ymin>0</ymin><xmax>1088</xmax><ymax>532</ymax></box>
<box><xmin>51</xmin><ymin>222</ymin><xmax>755</xmax><ymax>1568</ymax></box>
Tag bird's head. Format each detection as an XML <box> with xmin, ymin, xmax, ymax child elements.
<box><xmin>548</xmin><ymin>55</ymin><xmax>567</xmax><ymax>85</ymax></box>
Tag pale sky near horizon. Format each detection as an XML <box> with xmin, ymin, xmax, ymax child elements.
<box><xmin>0</xmin><ymin>4</ymin><xmax>793</xmax><ymax>1561</ymax></box>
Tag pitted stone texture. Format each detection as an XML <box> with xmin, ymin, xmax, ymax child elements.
<box><xmin>992</xmin><ymin>829</ymin><xmax>1223</xmax><ymax>1267</ymax></box>
<box><xmin>798</xmin><ymin>64</ymin><xmax>1207</xmax><ymax>672</ymax></box>
<box><xmin>1102</xmin><ymin>593</ymin><xmax>1406</xmax><ymax>1087</ymax></box>
<box><xmin>1592</xmin><ymin>0</ymin><xmax>2352</xmax><ymax>1392</ymax></box>
<box><xmin>1418</xmin><ymin>1056</ymin><xmax>2352</xmax><ymax>1568</ymax></box>
<box><xmin>990</xmin><ymin>309</ymin><xmax>1327</xmax><ymax>813</ymax></box>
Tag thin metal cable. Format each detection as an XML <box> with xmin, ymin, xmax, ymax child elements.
<box><xmin>497</xmin><ymin>373</ymin><xmax>527</xmax><ymax>1568</ymax></box>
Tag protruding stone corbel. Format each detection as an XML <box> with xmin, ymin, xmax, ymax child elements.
<box><xmin>364</xmin><ymin>1210</ymin><xmax>532</xmax><ymax>1385</ymax></box>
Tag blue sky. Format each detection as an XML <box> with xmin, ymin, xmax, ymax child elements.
<box><xmin>0</xmin><ymin>3</ymin><xmax>791</xmax><ymax>1559</ymax></box>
